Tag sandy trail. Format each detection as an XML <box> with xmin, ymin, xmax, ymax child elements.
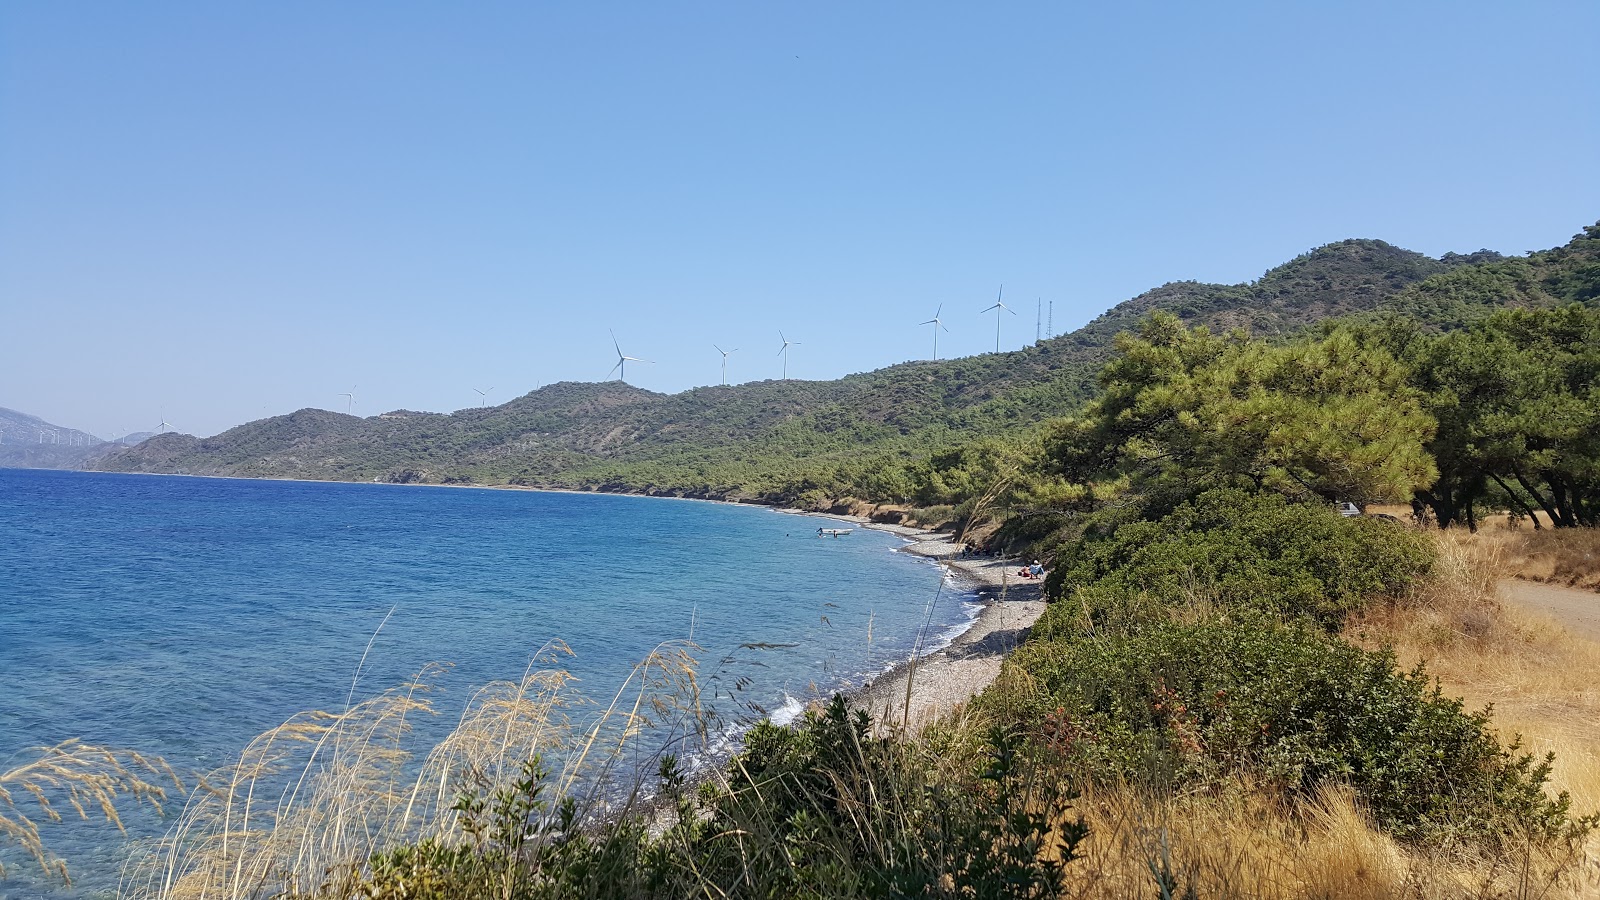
<box><xmin>1499</xmin><ymin>579</ymin><xmax>1600</xmax><ymax>642</ymax></box>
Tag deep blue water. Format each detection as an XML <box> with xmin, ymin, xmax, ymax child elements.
<box><xmin>0</xmin><ymin>469</ymin><xmax>970</xmax><ymax>897</ymax></box>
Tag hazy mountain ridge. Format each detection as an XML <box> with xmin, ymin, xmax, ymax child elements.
<box><xmin>92</xmin><ymin>225</ymin><xmax>1599</xmax><ymax>498</ymax></box>
<box><xmin>0</xmin><ymin>406</ymin><xmax>116</xmax><ymax>470</ymax></box>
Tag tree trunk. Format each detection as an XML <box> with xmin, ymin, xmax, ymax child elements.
<box><xmin>1490</xmin><ymin>473</ymin><xmax>1542</xmax><ymax>529</ymax></box>
<box><xmin>1415</xmin><ymin>488</ymin><xmax>1455</xmax><ymax>529</ymax></box>
<box><xmin>1514</xmin><ymin>471</ymin><xmax>1564</xmax><ymax>529</ymax></box>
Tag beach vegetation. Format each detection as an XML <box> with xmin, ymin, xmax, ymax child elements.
<box><xmin>1036</xmin><ymin>489</ymin><xmax>1434</xmax><ymax>634</ymax></box>
<box><xmin>0</xmin><ymin>739</ymin><xmax>182</xmax><ymax>884</ymax></box>
<box><xmin>998</xmin><ymin>615</ymin><xmax>1584</xmax><ymax>845</ymax></box>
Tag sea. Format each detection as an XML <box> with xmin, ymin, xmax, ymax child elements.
<box><xmin>0</xmin><ymin>468</ymin><xmax>976</xmax><ymax>898</ymax></box>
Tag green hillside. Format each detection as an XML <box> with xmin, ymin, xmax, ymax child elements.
<box><xmin>93</xmin><ymin>226</ymin><xmax>1599</xmax><ymax>502</ymax></box>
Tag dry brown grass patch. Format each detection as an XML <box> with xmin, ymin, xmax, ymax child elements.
<box><xmin>1345</xmin><ymin>530</ymin><xmax>1600</xmax><ymax>896</ymax></box>
<box><xmin>1487</xmin><ymin>527</ymin><xmax>1600</xmax><ymax>591</ymax></box>
<box><xmin>1057</xmin><ymin>782</ymin><xmax>1594</xmax><ymax>899</ymax></box>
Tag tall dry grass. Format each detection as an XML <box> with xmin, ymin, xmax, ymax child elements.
<box><xmin>118</xmin><ymin>639</ymin><xmax>707</xmax><ymax>900</ymax></box>
<box><xmin>1344</xmin><ymin>529</ymin><xmax>1600</xmax><ymax>896</ymax></box>
<box><xmin>1488</xmin><ymin>526</ymin><xmax>1600</xmax><ymax>591</ymax></box>
<box><xmin>1053</xmin><ymin>782</ymin><xmax>1593</xmax><ymax>900</ymax></box>
<box><xmin>0</xmin><ymin>740</ymin><xmax>182</xmax><ymax>884</ymax></box>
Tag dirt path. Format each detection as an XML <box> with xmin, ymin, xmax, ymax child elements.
<box><xmin>1499</xmin><ymin>579</ymin><xmax>1600</xmax><ymax>642</ymax></box>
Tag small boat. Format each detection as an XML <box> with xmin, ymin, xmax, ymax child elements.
<box><xmin>816</xmin><ymin>527</ymin><xmax>853</xmax><ymax>538</ymax></box>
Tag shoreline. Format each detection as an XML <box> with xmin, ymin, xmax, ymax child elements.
<box><xmin>778</xmin><ymin>510</ymin><xmax>1047</xmax><ymax>731</ymax></box>
<box><xmin>54</xmin><ymin>470</ymin><xmax>1047</xmax><ymax>731</ymax></box>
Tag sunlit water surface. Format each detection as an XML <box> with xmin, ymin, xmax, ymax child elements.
<box><xmin>0</xmin><ymin>469</ymin><xmax>971</xmax><ymax>898</ymax></box>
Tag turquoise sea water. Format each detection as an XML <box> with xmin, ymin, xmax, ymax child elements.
<box><xmin>0</xmin><ymin>469</ymin><xmax>971</xmax><ymax>898</ymax></box>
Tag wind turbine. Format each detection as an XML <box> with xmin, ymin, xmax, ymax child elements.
<box><xmin>919</xmin><ymin>304</ymin><xmax>950</xmax><ymax>360</ymax></box>
<box><xmin>608</xmin><ymin>330</ymin><xmax>650</xmax><ymax>382</ymax></box>
<box><xmin>980</xmin><ymin>285</ymin><xmax>1016</xmax><ymax>353</ymax></box>
<box><xmin>155</xmin><ymin>415</ymin><xmax>174</xmax><ymax>434</ymax></box>
<box><xmin>777</xmin><ymin>331</ymin><xmax>801</xmax><ymax>380</ymax></box>
<box><xmin>473</xmin><ymin>386</ymin><xmax>495</xmax><ymax>408</ymax></box>
<box><xmin>714</xmin><ymin>345</ymin><xmax>738</xmax><ymax>386</ymax></box>
<box><xmin>337</xmin><ymin>386</ymin><xmax>357</xmax><ymax>415</ymax></box>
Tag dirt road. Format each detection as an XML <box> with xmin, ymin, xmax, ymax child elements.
<box><xmin>1499</xmin><ymin>579</ymin><xmax>1600</xmax><ymax>642</ymax></box>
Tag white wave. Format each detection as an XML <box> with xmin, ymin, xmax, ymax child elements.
<box><xmin>768</xmin><ymin>691</ymin><xmax>807</xmax><ymax>727</ymax></box>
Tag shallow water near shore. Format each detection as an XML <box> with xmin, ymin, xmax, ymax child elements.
<box><xmin>0</xmin><ymin>468</ymin><xmax>972</xmax><ymax>898</ymax></box>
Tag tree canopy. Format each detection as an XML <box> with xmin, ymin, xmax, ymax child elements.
<box><xmin>1044</xmin><ymin>313</ymin><xmax>1437</xmax><ymax>507</ymax></box>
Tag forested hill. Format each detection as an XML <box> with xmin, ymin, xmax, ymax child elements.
<box><xmin>93</xmin><ymin>225</ymin><xmax>1599</xmax><ymax>501</ymax></box>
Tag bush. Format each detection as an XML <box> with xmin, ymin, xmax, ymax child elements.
<box><xmin>1000</xmin><ymin>616</ymin><xmax>1587</xmax><ymax>845</ymax></box>
<box><xmin>1039</xmin><ymin>489</ymin><xmax>1434</xmax><ymax>635</ymax></box>
<box><xmin>338</xmin><ymin>698</ymin><xmax>1087</xmax><ymax>899</ymax></box>
<box><xmin>675</xmin><ymin>697</ymin><xmax>1086</xmax><ymax>898</ymax></box>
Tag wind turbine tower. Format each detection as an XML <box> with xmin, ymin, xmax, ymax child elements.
<box><xmin>980</xmin><ymin>286</ymin><xmax>1016</xmax><ymax>353</ymax></box>
<box><xmin>714</xmin><ymin>345</ymin><xmax>738</xmax><ymax>386</ymax></box>
<box><xmin>608</xmin><ymin>330</ymin><xmax>650</xmax><ymax>382</ymax></box>
<box><xmin>337</xmin><ymin>386</ymin><xmax>357</xmax><ymax>415</ymax></box>
<box><xmin>1036</xmin><ymin>298</ymin><xmax>1042</xmax><ymax>344</ymax></box>
<box><xmin>918</xmin><ymin>305</ymin><xmax>950</xmax><ymax>360</ymax></box>
<box><xmin>777</xmin><ymin>331</ymin><xmax>801</xmax><ymax>380</ymax></box>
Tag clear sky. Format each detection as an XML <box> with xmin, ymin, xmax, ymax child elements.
<box><xmin>3</xmin><ymin>2</ymin><xmax>1597</xmax><ymax>439</ymax></box>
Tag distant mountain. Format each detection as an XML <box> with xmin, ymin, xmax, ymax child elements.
<box><xmin>94</xmin><ymin>224</ymin><xmax>1599</xmax><ymax>502</ymax></box>
<box><xmin>0</xmin><ymin>407</ymin><xmax>112</xmax><ymax>470</ymax></box>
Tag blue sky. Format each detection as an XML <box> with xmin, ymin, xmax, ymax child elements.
<box><xmin>3</xmin><ymin>1</ymin><xmax>1597</xmax><ymax>438</ymax></box>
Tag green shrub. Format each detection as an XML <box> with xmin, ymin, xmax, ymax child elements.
<box><xmin>681</xmin><ymin>696</ymin><xmax>1086</xmax><ymax>898</ymax></box>
<box><xmin>335</xmin><ymin>699</ymin><xmax>1087</xmax><ymax>899</ymax></box>
<box><xmin>1039</xmin><ymin>489</ymin><xmax>1433</xmax><ymax>635</ymax></box>
<box><xmin>1001</xmin><ymin>616</ymin><xmax>1587</xmax><ymax>845</ymax></box>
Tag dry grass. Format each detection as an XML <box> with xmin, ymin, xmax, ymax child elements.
<box><xmin>1054</xmin><ymin>782</ymin><xmax>1593</xmax><ymax>900</ymax></box>
<box><xmin>118</xmin><ymin>640</ymin><xmax>707</xmax><ymax>900</ymax></box>
<box><xmin>1487</xmin><ymin>527</ymin><xmax>1600</xmax><ymax>591</ymax></box>
<box><xmin>994</xmin><ymin>526</ymin><xmax>1600</xmax><ymax>899</ymax></box>
<box><xmin>1344</xmin><ymin>530</ymin><xmax>1600</xmax><ymax>896</ymax></box>
<box><xmin>1366</xmin><ymin>502</ymin><xmax>1600</xmax><ymax>590</ymax></box>
<box><xmin>0</xmin><ymin>739</ymin><xmax>183</xmax><ymax>884</ymax></box>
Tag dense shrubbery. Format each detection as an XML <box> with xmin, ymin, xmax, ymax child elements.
<box><xmin>1038</xmin><ymin>489</ymin><xmax>1434</xmax><ymax>634</ymax></box>
<box><xmin>986</xmin><ymin>489</ymin><xmax>1595</xmax><ymax>849</ymax></box>
<box><xmin>341</xmin><ymin>698</ymin><xmax>1085</xmax><ymax>899</ymax></box>
<box><xmin>1001</xmin><ymin>616</ymin><xmax>1581</xmax><ymax>844</ymax></box>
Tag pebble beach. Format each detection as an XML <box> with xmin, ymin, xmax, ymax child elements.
<box><xmin>798</xmin><ymin>515</ymin><xmax>1048</xmax><ymax>731</ymax></box>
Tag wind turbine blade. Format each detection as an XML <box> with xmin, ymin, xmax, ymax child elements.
<box><xmin>608</xmin><ymin>361</ymin><xmax>622</xmax><ymax>378</ymax></box>
<box><xmin>714</xmin><ymin>344</ymin><xmax>725</xmax><ymax>355</ymax></box>
<box><xmin>939</xmin><ymin>320</ymin><xmax>949</xmax><ymax>332</ymax></box>
<box><xmin>919</xmin><ymin>318</ymin><xmax>938</xmax><ymax>326</ymax></box>
<box><xmin>935</xmin><ymin>303</ymin><xmax>943</xmax><ymax>318</ymax></box>
<box><xmin>610</xmin><ymin>329</ymin><xmax>623</xmax><ymax>356</ymax></box>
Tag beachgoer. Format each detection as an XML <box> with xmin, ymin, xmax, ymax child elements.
<box><xmin>1030</xmin><ymin>560</ymin><xmax>1043</xmax><ymax>577</ymax></box>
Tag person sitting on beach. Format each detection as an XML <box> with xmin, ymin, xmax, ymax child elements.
<box><xmin>1030</xmin><ymin>560</ymin><xmax>1044</xmax><ymax>578</ymax></box>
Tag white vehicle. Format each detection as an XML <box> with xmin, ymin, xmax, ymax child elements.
<box><xmin>1337</xmin><ymin>502</ymin><xmax>1362</xmax><ymax>517</ymax></box>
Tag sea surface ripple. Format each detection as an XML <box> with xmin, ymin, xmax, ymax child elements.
<box><xmin>0</xmin><ymin>469</ymin><xmax>973</xmax><ymax>898</ymax></box>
